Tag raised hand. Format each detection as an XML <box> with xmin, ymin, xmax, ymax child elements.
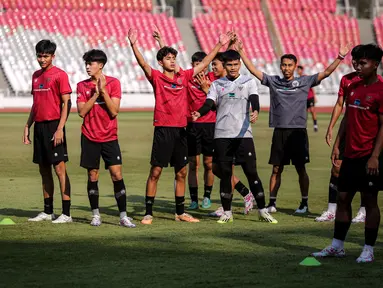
<box><xmin>195</xmin><ymin>73</ymin><xmax>211</xmax><ymax>94</ymax></box>
<box><xmin>339</xmin><ymin>43</ymin><xmax>353</xmax><ymax>57</ymax></box>
<box><xmin>98</xmin><ymin>75</ymin><xmax>106</xmax><ymax>94</ymax></box>
<box><xmin>152</xmin><ymin>25</ymin><xmax>161</xmax><ymax>42</ymax></box>
<box><xmin>219</xmin><ymin>30</ymin><xmax>235</xmax><ymax>46</ymax></box>
<box><xmin>128</xmin><ymin>28</ymin><xmax>138</xmax><ymax>45</ymax></box>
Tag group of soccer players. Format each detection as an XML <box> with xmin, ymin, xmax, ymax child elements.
<box><xmin>22</xmin><ymin>28</ymin><xmax>382</xmax><ymax>263</ymax></box>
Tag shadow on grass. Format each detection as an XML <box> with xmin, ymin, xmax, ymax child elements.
<box><xmin>0</xmin><ymin>228</ymin><xmax>382</xmax><ymax>288</ymax></box>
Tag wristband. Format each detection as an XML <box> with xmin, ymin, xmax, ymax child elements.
<box><xmin>337</xmin><ymin>53</ymin><xmax>345</xmax><ymax>60</ymax></box>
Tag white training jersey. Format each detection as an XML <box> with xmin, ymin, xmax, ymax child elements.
<box><xmin>207</xmin><ymin>75</ymin><xmax>258</xmax><ymax>138</ymax></box>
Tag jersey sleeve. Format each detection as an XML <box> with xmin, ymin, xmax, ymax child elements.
<box><xmin>59</xmin><ymin>72</ymin><xmax>72</xmax><ymax>95</ymax></box>
<box><xmin>248</xmin><ymin>79</ymin><xmax>259</xmax><ymax>95</ymax></box>
<box><xmin>338</xmin><ymin>76</ymin><xmax>346</xmax><ymax>99</ymax></box>
<box><xmin>184</xmin><ymin>68</ymin><xmax>195</xmax><ymax>83</ymax></box>
<box><xmin>305</xmin><ymin>74</ymin><xmax>321</xmax><ymax>88</ymax></box>
<box><xmin>260</xmin><ymin>73</ymin><xmax>271</xmax><ymax>87</ymax></box>
<box><xmin>145</xmin><ymin>68</ymin><xmax>158</xmax><ymax>84</ymax></box>
<box><xmin>207</xmin><ymin>82</ymin><xmax>218</xmax><ymax>103</ymax></box>
<box><xmin>76</xmin><ymin>83</ymin><xmax>87</xmax><ymax>103</ymax></box>
<box><xmin>110</xmin><ymin>78</ymin><xmax>122</xmax><ymax>99</ymax></box>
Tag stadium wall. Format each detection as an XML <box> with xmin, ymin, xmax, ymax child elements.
<box><xmin>0</xmin><ymin>93</ymin><xmax>338</xmax><ymax>112</ymax></box>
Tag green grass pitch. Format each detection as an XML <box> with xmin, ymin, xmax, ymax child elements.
<box><xmin>0</xmin><ymin>112</ymin><xmax>382</xmax><ymax>287</ymax></box>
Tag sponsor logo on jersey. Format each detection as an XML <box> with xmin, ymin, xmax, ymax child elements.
<box><xmin>171</xmin><ymin>84</ymin><xmax>177</xmax><ymax>88</ymax></box>
<box><xmin>354</xmin><ymin>99</ymin><xmax>361</xmax><ymax>106</ymax></box>
<box><xmin>229</xmin><ymin>92</ymin><xmax>235</xmax><ymax>97</ymax></box>
<box><xmin>39</xmin><ymin>84</ymin><xmax>44</xmax><ymax>89</ymax></box>
<box><xmin>177</xmin><ymin>78</ymin><xmax>183</xmax><ymax>84</ymax></box>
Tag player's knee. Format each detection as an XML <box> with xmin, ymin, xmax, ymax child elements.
<box><xmin>53</xmin><ymin>162</ymin><xmax>66</xmax><ymax>177</ymax></box>
<box><xmin>110</xmin><ymin>170</ymin><xmax>122</xmax><ymax>182</ymax></box>
<box><xmin>176</xmin><ymin>167</ymin><xmax>187</xmax><ymax>180</ymax></box>
<box><xmin>336</xmin><ymin>192</ymin><xmax>350</xmax><ymax>208</ymax></box>
<box><xmin>220</xmin><ymin>162</ymin><xmax>232</xmax><ymax>178</ymax></box>
<box><xmin>149</xmin><ymin>167</ymin><xmax>162</xmax><ymax>182</ymax></box>
<box><xmin>203</xmin><ymin>157</ymin><xmax>213</xmax><ymax>171</ymax></box>
<box><xmin>295</xmin><ymin>165</ymin><xmax>307</xmax><ymax>176</ymax></box>
<box><xmin>39</xmin><ymin>164</ymin><xmax>52</xmax><ymax>177</ymax></box>
<box><xmin>272</xmin><ymin>165</ymin><xmax>283</xmax><ymax>175</ymax></box>
<box><xmin>88</xmin><ymin>169</ymin><xmax>99</xmax><ymax>182</ymax></box>
<box><xmin>188</xmin><ymin>157</ymin><xmax>198</xmax><ymax>171</ymax></box>
<box><xmin>362</xmin><ymin>192</ymin><xmax>378</xmax><ymax>209</ymax></box>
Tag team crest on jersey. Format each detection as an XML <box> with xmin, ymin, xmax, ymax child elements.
<box><xmin>366</xmin><ymin>95</ymin><xmax>372</xmax><ymax>101</ymax></box>
<box><xmin>238</xmin><ymin>85</ymin><xmax>244</xmax><ymax>91</ymax></box>
<box><xmin>46</xmin><ymin>77</ymin><xmax>51</xmax><ymax>83</ymax></box>
<box><xmin>292</xmin><ymin>80</ymin><xmax>299</xmax><ymax>87</ymax></box>
<box><xmin>177</xmin><ymin>78</ymin><xmax>183</xmax><ymax>84</ymax></box>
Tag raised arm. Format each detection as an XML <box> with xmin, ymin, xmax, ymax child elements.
<box><xmin>193</xmin><ymin>31</ymin><xmax>234</xmax><ymax>77</ymax></box>
<box><xmin>236</xmin><ymin>39</ymin><xmax>263</xmax><ymax>81</ymax></box>
<box><xmin>317</xmin><ymin>43</ymin><xmax>353</xmax><ymax>82</ymax></box>
<box><xmin>152</xmin><ymin>25</ymin><xmax>180</xmax><ymax>73</ymax></box>
<box><xmin>128</xmin><ymin>28</ymin><xmax>152</xmax><ymax>78</ymax></box>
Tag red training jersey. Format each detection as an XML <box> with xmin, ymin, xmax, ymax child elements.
<box><xmin>307</xmin><ymin>88</ymin><xmax>315</xmax><ymax>99</ymax></box>
<box><xmin>147</xmin><ymin>68</ymin><xmax>194</xmax><ymax>127</ymax></box>
<box><xmin>77</xmin><ymin>76</ymin><xmax>122</xmax><ymax>143</ymax></box>
<box><xmin>338</xmin><ymin>72</ymin><xmax>383</xmax><ymax>102</ymax></box>
<box><xmin>344</xmin><ymin>80</ymin><xmax>383</xmax><ymax>158</ymax></box>
<box><xmin>31</xmin><ymin>66</ymin><xmax>72</xmax><ymax>122</ymax></box>
<box><xmin>187</xmin><ymin>72</ymin><xmax>217</xmax><ymax>123</ymax></box>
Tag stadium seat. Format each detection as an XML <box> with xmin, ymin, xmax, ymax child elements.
<box><xmin>0</xmin><ymin>9</ymin><xmax>189</xmax><ymax>93</ymax></box>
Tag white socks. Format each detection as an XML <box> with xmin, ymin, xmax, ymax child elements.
<box><xmin>331</xmin><ymin>238</ymin><xmax>344</xmax><ymax>250</ymax></box>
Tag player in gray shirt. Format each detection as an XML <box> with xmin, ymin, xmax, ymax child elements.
<box><xmin>192</xmin><ymin>50</ymin><xmax>277</xmax><ymax>224</ymax></box>
<box><xmin>236</xmin><ymin>39</ymin><xmax>352</xmax><ymax>215</ymax></box>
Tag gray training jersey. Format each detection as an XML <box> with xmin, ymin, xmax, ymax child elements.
<box><xmin>207</xmin><ymin>75</ymin><xmax>258</xmax><ymax>138</ymax></box>
<box><xmin>261</xmin><ymin>73</ymin><xmax>320</xmax><ymax>128</ymax></box>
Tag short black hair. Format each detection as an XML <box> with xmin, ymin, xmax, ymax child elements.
<box><xmin>297</xmin><ymin>65</ymin><xmax>303</xmax><ymax>70</ymax></box>
<box><xmin>356</xmin><ymin>44</ymin><xmax>383</xmax><ymax>63</ymax></box>
<box><xmin>213</xmin><ymin>52</ymin><xmax>224</xmax><ymax>62</ymax></box>
<box><xmin>35</xmin><ymin>40</ymin><xmax>56</xmax><ymax>55</ymax></box>
<box><xmin>222</xmin><ymin>50</ymin><xmax>241</xmax><ymax>63</ymax></box>
<box><xmin>281</xmin><ymin>54</ymin><xmax>297</xmax><ymax>63</ymax></box>
<box><xmin>191</xmin><ymin>51</ymin><xmax>207</xmax><ymax>63</ymax></box>
<box><xmin>351</xmin><ymin>44</ymin><xmax>363</xmax><ymax>59</ymax></box>
<box><xmin>156</xmin><ymin>46</ymin><xmax>178</xmax><ymax>61</ymax></box>
<box><xmin>82</xmin><ymin>49</ymin><xmax>108</xmax><ymax>65</ymax></box>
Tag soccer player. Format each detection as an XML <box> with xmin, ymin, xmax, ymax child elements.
<box><xmin>128</xmin><ymin>27</ymin><xmax>234</xmax><ymax>224</ymax></box>
<box><xmin>186</xmin><ymin>51</ymin><xmax>217</xmax><ymax>210</ymax></box>
<box><xmin>316</xmin><ymin>45</ymin><xmax>371</xmax><ymax>223</ymax></box>
<box><xmin>297</xmin><ymin>65</ymin><xmax>318</xmax><ymax>132</ymax></box>
<box><xmin>236</xmin><ymin>39</ymin><xmax>351</xmax><ymax>214</ymax></box>
<box><xmin>192</xmin><ymin>50</ymin><xmax>277</xmax><ymax>224</ymax></box>
<box><xmin>76</xmin><ymin>49</ymin><xmax>135</xmax><ymax>228</ymax></box>
<box><xmin>23</xmin><ymin>40</ymin><xmax>72</xmax><ymax>223</ymax></box>
<box><xmin>312</xmin><ymin>44</ymin><xmax>383</xmax><ymax>263</ymax></box>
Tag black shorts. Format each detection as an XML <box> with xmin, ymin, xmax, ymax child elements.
<box><xmin>33</xmin><ymin>120</ymin><xmax>68</xmax><ymax>165</ymax></box>
<box><xmin>338</xmin><ymin>156</ymin><xmax>379</xmax><ymax>193</ymax></box>
<box><xmin>213</xmin><ymin>138</ymin><xmax>256</xmax><ymax>165</ymax></box>
<box><xmin>150</xmin><ymin>127</ymin><xmax>188</xmax><ymax>171</ymax></box>
<box><xmin>269</xmin><ymin>128</ymin><xmax>309</xmax><ymax>166</ymax></box>
<box><xmin>80</xmin><ymin>134</ymin><xmax>122</xmax><ymax>170</ymax></box>
<box><xmin>307</xmin><ymin>98</ymin><xmax>315</xmax><ymax>109</ymax></box>
<box><xmin>338</xmin><ymin>138</ymin><xmax>346</xmax><ymax>161</ymax></box>
<box><xmin>186</xmin><ymin>122</ymin><xmax>215</xmax><ymax>157</ymax></box>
